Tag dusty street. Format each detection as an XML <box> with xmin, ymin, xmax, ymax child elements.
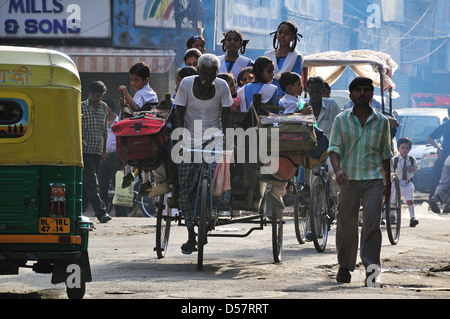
<box><xmin>1</xmin><ymin>200</ymin><xmax>449</xmax><ymax>303</ymax></box>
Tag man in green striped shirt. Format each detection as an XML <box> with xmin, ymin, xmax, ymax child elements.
<box><xmin>329</xmin><ymin>77</ymin><xmax>392</xmax><ymax>288</ymax></box>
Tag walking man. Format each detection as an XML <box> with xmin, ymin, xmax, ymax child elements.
<box><xmin>328</xmin><ymin>77</ymin><xmax>392</xmax><ymax>287</ymax></box>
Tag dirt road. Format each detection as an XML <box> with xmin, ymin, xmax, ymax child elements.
<box><xmin>1</xmin><ymin>201</ymin><xmax>449</xmax><ymax>302</ymax></box>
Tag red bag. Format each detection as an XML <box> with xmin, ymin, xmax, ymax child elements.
<box><xmin>112</xmin><ymin>113</ymin><xmax>170</xmax><ymax>169</ymax></box>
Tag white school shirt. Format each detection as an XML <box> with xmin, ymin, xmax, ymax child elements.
<box><xmin>264</xmin><ymin>49</ymin><xmax>303</xmax><ymax>81</ymax></box>
<box><xmin>280</xmin><ymin>94</ymin><xmax>299</xmax><ymax>114</ymax></box>
<box><xmin>174</xmin><ymin>75</ymin><xmax>233</xmax><ymax>147</ymax></box>
<box><xmin>237</xmin><ymin>82</ymin><xmax>278</xmax><ymax>112</ymax></box>
<box><xmin>391</xmin><ymin>155</ymin><xmax>419</xmax><ymax>181</ymax></box>
<box><xmin>218</xmin><ymin>55</ymin><xmax>253</xmax><ymax>80</ymax></box>
<box><xmin>133</xmin><ymin>84</ymin><xmax>158</xmax><ymax>108</ymax></box>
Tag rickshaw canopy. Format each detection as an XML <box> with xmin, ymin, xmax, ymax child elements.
<box><xmin>303</xmin><ymin>50</ymin><xmax>398</xmax><ymax>97</ymax></box>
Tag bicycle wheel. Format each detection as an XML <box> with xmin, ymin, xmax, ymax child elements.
<box><xmin>309</xmin><ymin>176</ymin><xmax>329</xmax><ymax>252</ymax></box>
<box><xmin>271</xmin><ymin>203</ymin><xmax>283</xmax><ymax>263</ymax></box>
<box><xmin>197</xmin><ymin>178</ymin><xmax>209</xmax><ymax>270</ymax></box>
<box><xmin>155</xmin><ymin>194</ymin><xmax>171</xmax><ymax>258</ymax></box>
<box><xmin>293</xmin><ymin>195</ymin><xmax>309</xmax><ymax>244</ymax></box>
<box><xmin>385</xmin><ymin>175</ymin><xmax>401</xmax><ymax>245</ymax></box>
<box><xmin>140</xmin><ymin>196</ymin><xmax>157</xmax><ymax>217</ymax></box>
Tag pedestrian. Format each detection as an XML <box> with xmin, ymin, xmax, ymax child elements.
<box><xmin>81</xmin><ymin>80</ymin><xmax>112</xmax><ymax>223</ymax></box>
<box><xmin>391</xmin><ymin>137</ymin><xmax>419</xmax><ymax>226</ymax></box>
<box><xmin>218</xmin><ymin>30</ymin><xmax>253</xmax><ymax>80</ymax></box>
<box><xmin>329</xmin><ymin>77</ymin><xmax>392</xmax><ymax>287</ymax></box>
<box><xmin>173</xmin><ymin>54</ymin><xmax>233</xmax><ymax>254</ymax></box>
<box><xmin>428</xmin><ymin>154</ymin><xmax>450</xmax><ymax>214</ymax></box>
<box><xmin>97</xmin><ymin>99</ymin><xmax>126</xmax><ymax>216</ymax></box>
<box><xmin>323</xmin><ymin>82</ymin><xmax>331</xmax><ymax>98</ymax></box>
<box><xmin>118</xmin><ymin>62</ymin><xmax>170</xmax><ymax>198</ymax></box>
<box><xmin>427</xmin><ymin>106</ymin><xmax>450</xmax><ymax>200</ymax></box>
<box><xmin>278</xmin><ymin>71</ymin><xmax>303</xmax><ymax>114</ymax></box>
<box><xmin>236</xmin><ymin>56</ymin><xmax>279</xmax><ymax>113</ymax></box>
<box><xmin>264</xmin><ymin>21</ymin><xmax>303</xmax><ymax>97</ymax></box>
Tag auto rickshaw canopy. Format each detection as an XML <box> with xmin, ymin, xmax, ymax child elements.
<box><xmin>0</xmin><ymin>46</ymin><xmax>83</xmax><ymax>166</ymax></box>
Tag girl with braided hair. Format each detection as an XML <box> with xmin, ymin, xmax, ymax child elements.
<box><xmin>218</xmin><ymin>29</ymin><xmax>253</xmax><ymax>80</ymax></box>
<box><xmin>264</xmin><ymin>21</ymin><xmax>303</xmax><ymax>97</ymax></box>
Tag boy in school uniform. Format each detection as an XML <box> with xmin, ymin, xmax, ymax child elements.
<box><xmin>278</xmin><ymin>71</ymin><xmax>303</xmax><ymax>114</ymax></box>
<box><xmin>391</xmin><ymin>137</ymin><xmax>420</xmax><ymax>227</ymax></box>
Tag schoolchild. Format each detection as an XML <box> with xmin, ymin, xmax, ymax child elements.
<box><xmin>391</xmin><ymin>137</ymin><xmax>420</xmax><ymax>227</ymax></box>
<box><xmin>237</xmin><ymin>56</ymin><xmax>279</xmax><ymax>113</ymax></box>
<box><xmin>217</xmin><ymin>73</ymin><xmax>240</xmax><ymax>112</ymax></box>
<box><xmin>237</xmin><ymin>66</ymin><xmax>254</xmax><ymax>89</ymax></box>
<box><xmin>218</xmin><ymin>30</ymin><xmax>253</xmax><ymax>80</ymax></box>
<box><xmin>278</xmin><ymin>71</ymin><xmax>303</xmax><ymax>114</ymax></box>
<box><xmin>183</xmin><ymin>48</ymin><xmax>202</xmax><ymax>70</ymax></box>
<box><xmin>118</xmin><ymin>62</ymin><xmax>170</xmax><ymax>198</ymax></box>
<box><xmin>186</xmin><ymin>35</ymin><xmax>206</xmax><ymax>54</ymax></box>
<box><xmin>264</xmin><ymin>21</ymin><xmax>303</xmax><ymax>97</ymax></box>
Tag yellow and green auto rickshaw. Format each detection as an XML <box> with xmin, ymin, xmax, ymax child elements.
<box><xmin>0</xmin><ymin>46</ymin><xmax>94</xmax><ymax>299</ymax></box>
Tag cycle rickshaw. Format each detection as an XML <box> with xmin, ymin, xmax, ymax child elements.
<box><xmin>113</xmin><ymin>93</ymin><xmax>317</xmax><ymax>270</ymax></box>
<box><xmin>0</xmin><ymin>46</ymin><xmax>94</xmax><ymax>299</ymax></box>
<box><xmin>293</xmin><ymin>50</ymin><xmax>402</xmax><ymax>250</ymax></box>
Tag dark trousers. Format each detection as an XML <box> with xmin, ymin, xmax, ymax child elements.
<box><xmin>82</xmin><ymin>153</ymin><xmax>107</xmax><ymax>220</ymax></box>
<box><xmin>98</xmin><ymin>152</ymin><xmax>128</xmax><ymax>216</ymax></box>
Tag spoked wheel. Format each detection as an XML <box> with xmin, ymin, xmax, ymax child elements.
<box><xmin>155</xmin><ymin>194</ymin><xmax>171</xmax><ymax>258</ymax></box>
<box><xmin>294</xmin><ymin>195</ymin><xmax>309</xmax><ymax>244</ymax></box>
<box><xmin>197</xmin><ymin>178</ymin><xmax>209</xmax><ymax>270</ymax></box>
<box><xmin>309</xmin><ymin>176</ymin><xmax>329</xmax><ymax>252</ymax></box>
<box><xmin>385</xmin><ymin>174</ymin><xmax>402</xmax><ymax>245</ymax></box>
<box><xmin>271</xmin><ymin>205</ymin><xmax>283</xmax><ymax>263</ymax></box>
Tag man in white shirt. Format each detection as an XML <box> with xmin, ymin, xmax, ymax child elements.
<box><xmin>173</xmin><ymin>54</ymin><xmax>233</xmax><ymax>254</ymax></box>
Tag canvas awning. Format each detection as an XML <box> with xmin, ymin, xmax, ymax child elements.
<box><xmin>303</xmin><ymin>50</ymin><xmax>398</xmax><ymax>96</ymax></box>
<box><xmin>36</xmin><ymin>46</ymin><xmax>175</xmax><ymax>74</ymax></box>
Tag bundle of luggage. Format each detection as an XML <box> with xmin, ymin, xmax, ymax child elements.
<box><xmin>112</xmin><ymin>112</ymin><xmax>170</xmax><ymax>170</ymax></box>
<box><xmin>256</xmin><ymin>112</ymin><xmax>326</xmax><ymax>181</ymax></box>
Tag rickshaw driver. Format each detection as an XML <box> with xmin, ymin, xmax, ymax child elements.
<box><xmin>173</xmin><ymin>54</ymin><xmax>233</xmax><ymax>254</ymax></box>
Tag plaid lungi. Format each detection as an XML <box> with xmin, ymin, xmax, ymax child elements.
<box><xmin>179</xmin><ymin>145</ymin><xmax>231</xmax><ymax>228</ymax></box>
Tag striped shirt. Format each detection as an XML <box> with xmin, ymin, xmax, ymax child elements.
<box><xmin>328</xmin><ymin>107</ymin><xmax>392</xmax><ymax>180</ymax></box>
<box><xmin>81</xmin><ymin>99</ymin><xmax>108</xmax><ymax>155</ymax></box>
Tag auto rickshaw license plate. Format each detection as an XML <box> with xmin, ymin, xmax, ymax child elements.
<box><xmin>39</xmin><ymin>218</ymin><xmax>70</xmax><ymax>233</ymax></box>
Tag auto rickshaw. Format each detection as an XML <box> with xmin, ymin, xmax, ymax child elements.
<box><xmin>0</xmin><ymin>46</ymin><xmax>94</xmax><ymax>299</ymax></box>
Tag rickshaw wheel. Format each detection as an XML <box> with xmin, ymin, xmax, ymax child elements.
<box><xmin>155</xmin><ymin>194</ymin><xmax>171</xmax><ymax>258</ymax></box>
<box><xmin>294</xmin><ymin>195</ymin><xmax>309</xmax><ymax>244</ymax></box>
<box><xmin>272</xmin><ymin>205</ymin><xmax>283</xmax><ymax>263</ymax></box>
<box><xmin>197</xmin><ymin>178</ymin><xmax>209</xmax><ymax>271</ymax></box>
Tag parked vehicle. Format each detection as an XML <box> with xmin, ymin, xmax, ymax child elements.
<box><xmin>394</xmin><ymin>107</ymin><xmax>449</xmax><ymax>193</ymax></box>
<box><xmin>0</xmin><ymin>46</ymin><xmax>94</xmax><ymax>299</ymax></box>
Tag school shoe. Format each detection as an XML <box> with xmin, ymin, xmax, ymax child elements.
<box><xmin>137</xmin><ymin>181</ymin><xmax>152</xmax><ymax>198</ymax></box>
<box><xmin>122</xmin><ymin>172</ymin><xmax>134</xmax><ymax>188</ymax></box>
<box><xmin>336</xmin><ymin>267</ymin><xmax>351</xmax><ymax>283</ymax></box>
<box><xmin>147</xmin><ymin>181</ymin><xmax>171</xmax><ymax>198</ymax></box>
<box><xmin>409</xmin><ymin>218</ymin><xmax>419</xmax><ymax>227</ymax></box>
<box><xmin>443</xmin><ymin>206</ymin><xmax>450</xmax><ymax>214</ymax></box>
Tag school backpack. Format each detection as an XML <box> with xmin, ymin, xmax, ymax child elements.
<box><xmin>112</xmin><ymin>112</ymin><xmax>170</xmax><ymax>170</ymax></box>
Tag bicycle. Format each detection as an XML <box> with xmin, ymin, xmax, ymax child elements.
<box><xmin>383</xmin><ymin>173</ymin><xmax>402</xmax><ymax>245</ymax></box>
<box><xmin>294</xmin><ymin>156</ymin><xmax>336</xmax><ymax>252</ymax></box>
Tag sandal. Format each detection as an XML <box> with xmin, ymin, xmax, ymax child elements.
<box><xmin>181</xmin><ymin>240</ymin><xmax>198</xmax><ymax>255</ymax></box>
<box><xmin>427</xmin><ymin>199</ymin><xmax>441</xmax><ymax>214</ymax></box>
